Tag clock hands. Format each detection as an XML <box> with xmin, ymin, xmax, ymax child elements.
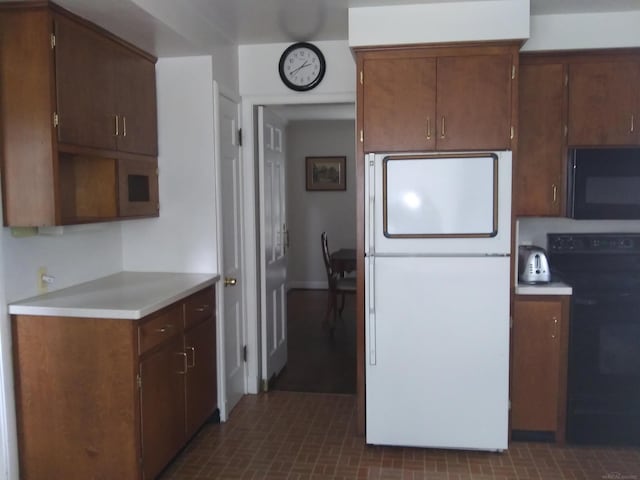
<box><xmin>290</xmin><ymin>61</ymin><xmax>311</xmax><ymax>76</ymax></box>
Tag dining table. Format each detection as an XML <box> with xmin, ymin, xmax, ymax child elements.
<box><xmin>330</xmin><ymin>248</ymin><xmax>356</xmax><ymax>277</ymax></box>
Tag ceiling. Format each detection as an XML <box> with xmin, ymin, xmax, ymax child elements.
<box><xmin>3</xmin><ymin>0</ymin><xmax>640</xmax><ymax>56</ymax></box>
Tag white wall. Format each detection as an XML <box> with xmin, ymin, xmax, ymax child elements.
<box><xmin>286</xmin><ymin>120</ymin><xmax>356</xmax><ymax>290</ymax></box>
<box><xmin>348</xmin><ymin>0</ymin><xmax>530</xmax><ymax>47</ymax></box>
<box><xmin>121</xmin><ymin>56</ymin><xmax>219</xmax><ymax>274</ymax></box>
<box><xmin>523</xmin><ymin>11</ymin><xmax>640</xmax><ymax>52</ymax></box>
<box><xmin>239</xmin><ymin>40</ymin><xmax>355</xmax><ymax>98</ymax></box>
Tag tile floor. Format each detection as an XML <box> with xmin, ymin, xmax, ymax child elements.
<box><xmin>160</xmin><ymin>391</ymin><xmax>640</xmax><ymax>480</ymax></box>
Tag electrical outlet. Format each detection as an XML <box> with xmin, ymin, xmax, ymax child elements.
<box><xmin>37</xmin><ymin>267</ymin><xmax>48</xmax><ymax>294</ymax></box>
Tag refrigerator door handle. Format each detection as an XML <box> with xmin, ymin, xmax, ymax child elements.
<box><xmin>368</xmin><ymin>258</ymin><xmax>376</xmax><ymax>365</ymax></box>
<box><xmin>365</xmin><ymin>154</ymin><xmax>375</xmax><ymax>256</ymax></box>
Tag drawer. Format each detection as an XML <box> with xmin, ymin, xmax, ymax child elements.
<box><xmin>138</xmin><ymin>303</ymin><xmax>182</xmax><ymax>354</ymax></box>
<box><xmin>184</xmin><ymin>286</ymin><xmax>215</xmax><ymax>329</ymax></box>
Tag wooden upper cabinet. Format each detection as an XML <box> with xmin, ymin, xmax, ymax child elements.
<box><xmin>55</xmin><ymin>14</ymin><xmax>118</xmax><ymax>151</ymax></box>
<box><xmin>55</xmin><ymin>14</ymin><xmax>158</xmax><ymax>156</ymax></box>
<box><xmin>115</xmin><ymin>47</ymin><xmax>158</xmax><ymax>155</ymax></box>
<box><xmin>436</xmin><ymin>54</ymin><xmax>512</xmax><ymax>150</ymax></box>
<box><xmin>568</xmin><ymin>61</ymin><xmax>640</xmax><ymax>146</ymax></box>
<box><xmin>358</xmin><ymin>44</ymin><xmax>517</xmax><ymax>153</ymax></box>
<box><xmin>363</xmin><ymin>57</ymin><xmax>436</xmax><ymax>152</ymax></box>
<box><xmin>516</xmin><ymin>62</ymin><xmax>567</xmax><ymax>216</ymax></box>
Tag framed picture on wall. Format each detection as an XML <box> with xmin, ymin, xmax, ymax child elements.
<box><xmin>305</xmin><ymin>156</ymin><xmax>346</xmax><ymax>191</ymax></box>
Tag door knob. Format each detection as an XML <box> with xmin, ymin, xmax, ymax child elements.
<box><xmin>224</xmin><ymin>277</ymin><xmax>238</xmax><ymax>287</ymax></box>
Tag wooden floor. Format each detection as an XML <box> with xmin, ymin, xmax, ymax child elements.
<box><xmin>271</xmin><ymin>289</ymin><xmax>356</xmax><ymax>394</ymax></box>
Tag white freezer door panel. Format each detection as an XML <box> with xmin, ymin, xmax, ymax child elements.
<box><xmin>365</xmin><ymin>256</ymin><xmax>510</xmax><ymax>450</ymax></box>
<box><xmin>367</xmin><ymin>151</ymin><xmax>512</xmax><ymax>255</ymax></box>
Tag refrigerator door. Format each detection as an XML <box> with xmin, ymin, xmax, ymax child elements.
<box><xmin>366</xmin><ymin>151</ymin><xmax>512</xmax><ymax>256</ymax></box>
<box><xmin>365</xmin><ymin>255</ymin><xmax>510</xmax><ymax>450</ymax></box>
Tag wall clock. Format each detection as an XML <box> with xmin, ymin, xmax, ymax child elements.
<box><xmin>278</xmin><ymin>42</ymin><xmax>326</xmax><ymax>92</ymax></box>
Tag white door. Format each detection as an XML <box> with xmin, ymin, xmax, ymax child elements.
<box><xmin>258</xmin><ymin>106</ymin><xmax>288</xmax><ymax>388</ymax></box>
<box><xmin>219</xmin><ymin>93</ymin><xmax>245</xmax><ymax>413</ymax></box>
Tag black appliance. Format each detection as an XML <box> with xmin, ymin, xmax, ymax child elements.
<box><xmin>548</xmin><ymin>233</ymin><xmax>640</xmax><ymax>446</ymax></box>
<box><xmin>567</xmin><ymin>148</ymin><xmax>640</xmax><ymax>219</ymax></box>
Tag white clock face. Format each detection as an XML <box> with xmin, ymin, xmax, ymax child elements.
<box><xmin>279</xmin><ymin>44</ymin><xmax>326</xmax><ymax>91</ymax></box>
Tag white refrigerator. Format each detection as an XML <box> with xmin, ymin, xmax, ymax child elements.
<box><xmin>364</xmin><ymin>151</ymin><xmax>512</xmax><ymax>451</ymax></box>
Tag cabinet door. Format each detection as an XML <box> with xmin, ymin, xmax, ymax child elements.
<box><xmin>511</xmin><ymin>299</ymin><xmax>562</xmax><ymax>432</ymax></box>
<box><xmin>568</xmin><ymin>61</ymin><xmax>640</xmax><ymax>146</ymax></box>
<box><xmin>363</xmin><ymin>57</ymin><xmax>436</xmax><ymax>152</ymax></box>
<box><xmin>184</xmin><ymin>317</ymin><xmax>217</xmax><ymax>439</ymax></box>
<box><xmin>54</xmin><ymin>15</ymin><xmax>117</xmax><ymax>150</ymax></box>
<box><xmin>516</xmin><ymin>63</ymin><xmax>566</xmax><ymax>216</ymax></box>
<box><xmin>436</xmin><ymin>55</ymin><xmax>512</xmax><ymax>150</ymax></box>
<box><xmin>140</xmin><ymin>335</ymin><xmax>186</xmax><ymax>480</ymax></box>
<box><xmin>115</xmin><ymin>47</ymin><xmax>158</xmax><ymax>155</ymax></box>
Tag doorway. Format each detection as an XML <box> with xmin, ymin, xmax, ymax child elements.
<box><xmin>260</xmin><ymin>105</ymin><xmax>357</xmax><ymax>394</ymax></box>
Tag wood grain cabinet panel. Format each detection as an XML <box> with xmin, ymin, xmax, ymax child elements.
<box><xmin>12</xmin><ymin>286</ymin><xmax>218</xmax><ymax>480</ymax></box>
<box><xmin>516</xmin><ymin>62</ymin><xmax>567</xmax><ymax>216</ymax></box>
<box><xmin>436</xmin><ymin>54</ymin><xmax>512</xmax><ymax>151</ymax></box>
<box><xmin>358</xmin><ymin>44</ymin><xmax>517</xmax><ymax>153</ymax></box>
<box><xmin>363</xmin><ymin>57</ymin><xmax>437</xmax><ymax>152</ymax></box>
<box><xmin>511</xmin><ymin>296</ymin><xmax>570</xmax><ymax>443</ymax></box>
<box><xmin>0</xmin><ymin>4</ymin><xmax>159</xmax><ymax>226</ymax></box>
<box><xmin>568</xmin><ymin>61</ymin><xmax>640</xmax><ymax>146</ymax></box>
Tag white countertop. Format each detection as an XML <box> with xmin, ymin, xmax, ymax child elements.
<box><xmin>8</xmin><ymin>272</ymin><xmax>220</xmax><ymax>319</ymax></box>
<box><xmin>515</xmin><ymin>281</ymin><xmax>572</xmax><ymax>296</ymax></box>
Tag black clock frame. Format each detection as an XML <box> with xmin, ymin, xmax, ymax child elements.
<box><xmin>278</xmin><ymin>42</ymin><xmax>326</xmax><ymax>92</ymax></box>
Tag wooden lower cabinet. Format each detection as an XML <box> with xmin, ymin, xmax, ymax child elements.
<box><xmin>12</xmin><ymin>286</ymin><xmax>217</xmax><ymax>480</ymax></box>
<box><xmin>511</xmin><ymin>295</ymin><xmax>570</xmax><ymax>443</ymax></box>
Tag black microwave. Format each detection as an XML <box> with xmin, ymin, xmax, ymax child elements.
<box><xmin>567</xmin><ymin>148</ymin><xmax>640</xmax><ymax>219</ymax></box>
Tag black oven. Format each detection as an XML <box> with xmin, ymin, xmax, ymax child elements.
<box><xmin>567</xmin><ymin>148</ymin><xmax>640</xmax><ymax>219</ymax></box>
<box><xmin>549</xmin><ymin>233</ymin><xmax>640</xmax><ymax>446</ymax></box>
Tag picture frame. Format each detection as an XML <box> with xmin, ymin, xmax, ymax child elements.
<box><xmin>305</xmin><ymin>156</ymin><xmax>346</xmax><ymax>191</ymax></box>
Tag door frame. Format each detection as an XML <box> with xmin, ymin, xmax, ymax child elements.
<box><xmin>240</xmin><ymin>93</ymin><xmax>356</xmax><ymax>395</ymax></box>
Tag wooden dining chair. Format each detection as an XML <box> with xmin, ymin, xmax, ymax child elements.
<box><xmin>321</xmin><ymin>232</ymin><xmax>356</xmax><ymax>335</ymax></box>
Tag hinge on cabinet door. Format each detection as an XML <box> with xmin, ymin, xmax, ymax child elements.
<box><xmin>50</xmin><ymin>33</ymin><xmax>56</xmax><ymax>49</ymax></box>
<box><xmin>53</xmin><ymin>112</ymin><xmax>59</xmax><ymax>128</ymax></box>
<box><xmin>360</xmin><ymin>71</ymin><xmax>363</xmax><ymax>85</ymax></box>
<box><xmin>243</xmin><ymin>345</ymin><xmax>247</xmax><ymax>362</ymax></box>
<box><xmin>510</xmin><ymin>126</ymin><xmax>515</xmax><ymax>140</ymax></box>
<box><xmin>511</xmin><ymin>65</ymin><xmax>515</xmax><ymax>80</ymax></box>
<box><xmin>564</xmin><ymin>73</ymin><xmax>569</xmax><ymax>87</ymax></box>
<box><xmin>136</xmin><ymin>373</ymin><xmax>142</xmax><ymax>389</ymax></box>
<box><xmin>564</xmin><ymin>125</ymin><xmax>568</xmax><ymax>137</ymax></box>
<box><xmin>238</xmin><ymin>128</ymin><xmax>243</xmax><ymax>146</ymax></box>
<box><xmin>508</xmin><ymin>399</ymin><xmax>511</xmax><ymax>410</ymax></box>
<box><xmin>360</xmin><ymin>129</ymin><xmax>363</xmax><ymax>143</ymax></box>
<box><xmin>510</xmin><ymin>316</ymin><xmax>513</xmax><ymax>328</ymax></box>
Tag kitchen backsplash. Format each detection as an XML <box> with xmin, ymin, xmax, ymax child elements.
<box><xmin>517</xmin><ymin>218</ymin><xmax>640</xmax><ymax>250</ymax></box>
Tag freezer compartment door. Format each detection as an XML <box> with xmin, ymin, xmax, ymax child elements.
<box><xmin>365</xmin><ymin>256</ymin><xmax>509</xmax><ymax>450</ymax></box>
<box><xmin>368</xmin><ymin>151</ymin><xmax>512</xmax><ymax>255</ymax></box>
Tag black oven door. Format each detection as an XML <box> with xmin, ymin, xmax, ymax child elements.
<box><xmin>568</xmin><ymin>291</ymin><xmax>640</xmax><ymax>445</ymax></box>
<box><xmin>568</xmin><ymin>148</ymin><xmax>640</xmax><ymax>219</ymax></box>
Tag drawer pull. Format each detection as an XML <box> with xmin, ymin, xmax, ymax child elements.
<box><xmin>154</xmin><ymin>324</ymin><xmax>174</xmax><ymax>334</ymax></box>
<box><xmin>187</xmin><ymin>346</ymin><xmax>196</xmax><ymax>368</ymax></box>
<box><xmin>194</xmin><ymin>305</ymin><xmax>209</xmax><ymax>312</ymax></box>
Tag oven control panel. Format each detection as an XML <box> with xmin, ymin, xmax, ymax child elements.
<box><xmin>548</xmin><ymin>233</ymin><xmax>640</xmax><ymax>254</ymax></box>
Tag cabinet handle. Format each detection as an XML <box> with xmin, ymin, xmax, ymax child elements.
<box><xmin>551</xmin><ymin>316</ymin><xmax>558</xmax><ymax>339</ymax></box>
<box><xmin>552</xmin><ymin>184</ymin><xmax>558</xmax><ymax>204</ymax></box>
<box><xmin>176</xmin><ymin>352</ymin><xmax>188</xmax><ymax>374</ymax></box>
<box><xmin>194</xmin><ymin>305</ymin><xmax>209</xmax><ymax>312</ymax></box>
<box><xmin>123</xmin><ymin>116</ymin><xmax>127</xmax><ymax>137</ymax></box>
<box><xmin>155</xmin><ymin>324</ymin><xmax>174</xmax><ymax>334</ymax></box>
<box><xmin>114</xmin><ymin>115</ymin><xmax>119</xmax><ymax>136</ymax></box>
<box><xmin>426</xmin><ymin>117</ymin><xmax>432</xmax><ymax>140</ymax></box>
<box><xmin>187</xmin><ymin>346</ymin><xmax>196</xmax><ymax>368</ymax></box>
<box><xmin>440</xmin><ymin>116</ymin><xmax>446</xmax><ymax>139</ymax></box>
<box><xmin>631</xmin><ymin>114</ymin><xmax>635</xmax><ymax>133</ymax></box>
